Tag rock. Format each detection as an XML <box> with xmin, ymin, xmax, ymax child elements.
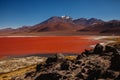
<box><xmin>76</xmin><ymin>73</ymin><xmax>88</xmax><ymax>79</ymax></box>
<box><xmin>115</xmin><ymin>75</ymin><xmax>120</xmax><ymax>80</ymax></box>
<box><xmin>113</xmin><ymin>44</ymin><xmax>120</xmax><ymax>50</ymax></box>
<box><xmin>60</xmin><ymin>61</ymin><xmax>70</xmax><ymax>70</ymax></box>
<box><xmin>94</xmin><ymin>43</ymin><xmax>104</xmax><ymax>54</ymax></box>
<box><xmin>55</xmin><ymin>53</ymin><xmax>65</xmax><ymax>62</ymax></box>
<box><xmin>76</xmin><ymin>54</ymin><xmax>83</xmax><ymax>60</ymax></box>
<box><xmin>110</xmin><ymin>55</ymin><xmax>120</xmax><ymax>71</ymax></box>
<box><xmin>46</xmin><ymin>53</ymin><xmax>65</xmax><ymax>64</ymax></box>
<box><xmin>76</xmin><ymin>53</ymin><xmax>86</xmax><ymax>60</ymax></box>
<box><xmin>46</xmin><ymin>56</ymin><xmax>57</xmax><ymax>64</ymax></box>
<box><xmin>77</xmin><ymin>49</ymin><xmax>93</xmax><ymax>59</ymax></box>
<box><xmin>87</xmin><ymin>69</ymin><xmax>101</xmax><ymax>79</ymax></box>
<box><xmin>71</xmin><ymin>64</ymin><xmax>79</xmax><ymax>70</ymax></box>
<box><xmin>25</xmin><ymin>71</ymin><xmax>35</xmax><ymax>78</ymax></box>
<box><xmin>101</xmin><ymin>70</ymin><xmax>119</xmax><ymax>79</ymax></box>
<box><xmin>87</xmin><ymin>59</ymin><xmax>110</xmax><ymax>73</ymax></box>
<box><xmin>35</xmin><ymin>72</ymin><xmax>62</xmax><ymax>80</ymax></box>
<box><xmin>75</xmin><ymin>55</ymin><xmax>110</xmax><ymax>80</ymax></box>
<box><xmin>102</xmin><ymin>52</ymin><xmax>114</xmax><ymax>56</ymax></box>
<box><xmin>36</xmin><ymin>64</ymin><xmax>43</xmax><ymax>72</ymax></box>
<box><xmin>16</xmin><ymin>44</ymin><xmax>120</xmax><ymax>80</ymax></box>
<box><xmin>81</xmin><ymin>68</ymin><xmax>89</xmax><ymax>73</ymax></box>
<box><xmin>75</xmin><ymin>60</ymin><xmax>82</xmax><ymax>65</ymax></box>
<box><xmin>84</xmin><ymin>49</ymin><xmax>93</xmax><ymax>55</ymax></box>
<box><xmin>105</xmin><ymin>45</ymin><xmax>119</xmax><ymax>54</ymax></box>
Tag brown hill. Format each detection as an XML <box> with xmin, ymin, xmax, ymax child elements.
<box><xmin>0</xmin><ymin>16</ymin><xmax>120</xmax><ymax>35</ymax></box>
<box><xmin>0</xmin><ymin>28</ymin><xmax>14</xmax><ymax>32</ymax></box>
<box><xmin>0</xmin><ymin>16</ymin><xmax>104</xmax><ymax>33</ymax></box>
<box><xmin>29</xmin><ymin>16</ymin><xmax>83</xmax><ymax>32</ymax></box>
<box><xmin>78</xmin><ymin>20</ymin><xmax>120</xmax><ymax>35</ymax></box>
<box><xmin>73</xmin><ymin>18</ymin><xmax>103</xmax><ymax>26</ymax></box>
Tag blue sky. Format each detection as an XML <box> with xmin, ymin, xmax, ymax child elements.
<box><xmin>0</xmin><ymin>0</ymin><xmax>120</xmax><ymax>28</ymax></box>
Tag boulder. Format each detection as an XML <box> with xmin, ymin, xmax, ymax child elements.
<box><xmin>94</xmin><ymin>43</ymin><xmax>104</xmax><ymax>54</ymax></box>
<box><xmin>115</xmin><ymin>75</ymin><xmax>120</xmax><ymax>80</ymax></box>
<box><xmin>77</xmin><ymin>49</ymin><xmax>93</xmax><ymax>59</ymax></box>
<box><xmin>76</xmin><ymin>73</ymin><xmax>88</xmax><ymax>80</ymax></box>
<box><xmin>101</xmin><ymin>70</ymin><xmax>119</xmax><ymax>79</ymax></box>
<box><xmin>105</xmin><ymin>45</ymin><xmax>118</xmax><ymax>54</ymax></box>
<box><xmin>55</xmin><ymin>53</ymin><xmax>65</xmax><ymax>62</ymax></box>
<box><xmin>76</xmin><ymin>53</ymin><xmax>87</xmax><ymax>60</ymax></box>
<box><xmin>87</xmin><ymin>69</ymin><xmax>101</xmax><ymax>79</ymax></box>
<box><xmin>113</xmin><ymin>44</ymin><xmax>120</xmax><ymax>50</ymax></box>
<box><xmin>102</xmin><ymin>52</ymin><xmax>114</xmax><ymax>56</ymax></box>
<box><xmin>46</xmin><ymin>56</ymin><xmax>57</xmax><ymax>64</ymax></box>
<box><xmin>25</xmin><ymin>71</ymin><xmax>35</xmax><ymax>78</ymax></box>
<box><xmin>84</xmin><ymin>49</ymin><xmax>93</xmax><ymax>55</ymax></box>
<box><xmin>35</xmin><ymin>72</ymin><xmax>62</xmax><ymax>80</ymax></box>
<box><xmin>46</xmin><ymin>53</ymin><xmax>65</xmax><ymax>64</ymax></box>
<box><xmin>110</xmin><ymin>55</ymin><xmax>120</xmax><ymax>71</ymax></box>
<box><xmin>36</xmin><ymin>64</ymin><xmax>43</xmax><ymax>72</ymax></box>
<box><xmin>60</xmin><ymin>61</ymin><xmax>70</xmax><ymax>70</ymax></box>
<box><xmin>75</xmin><ymin>60</ymin><xmax>82</xmax><ymax>65</ymax></box>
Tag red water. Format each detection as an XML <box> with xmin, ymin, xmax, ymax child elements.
<box><xmin>0</xmin><ymin>36</ymin><xmax>99</xmax><ymax>56</ymax></box>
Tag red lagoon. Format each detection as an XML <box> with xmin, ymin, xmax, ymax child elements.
<box><xmin>0</xmin><ymin>36</ymin><xmax>99</xmax><ymax>56</ymax></box>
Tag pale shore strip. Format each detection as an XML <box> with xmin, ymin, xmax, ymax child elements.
<box><xmin>90</xmin><ymin>36</ymin><xmax>120</xmax><ymax>48</ymax></box>
<box><xmin>0</xmin><ymin>36</ymin><xmax>42</xmax><ymax>38</ymax></box>
<box><xmin>0</xmin><ymin>35</ymin><xmax>91</xmax><ymax>37</ymax></box>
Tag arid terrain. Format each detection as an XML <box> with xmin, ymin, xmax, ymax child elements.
<box><xmin>1</xmin><ymin>0</ymin><xmax>120</xmax><ymax>79</ymax></box>
<box><xmin>0</xmin><ymin>16</ymin><xmax>120</xmax><ymax>36</ymax></box>
<box><xmin>0</xmin><ymin>56</ymin><xmax>46</xmax><ymax>80</ymax></box>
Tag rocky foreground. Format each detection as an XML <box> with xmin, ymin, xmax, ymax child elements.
<box><xmin>11</xmin><ymin>43</ymin><xmax>120</xmax><ymax>80</ymax></box>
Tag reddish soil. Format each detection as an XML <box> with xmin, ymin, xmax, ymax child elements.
<box><xmin>0</xmin><ymin>36</ymin><xmax>99</xmax><ymax>56</ymax></box>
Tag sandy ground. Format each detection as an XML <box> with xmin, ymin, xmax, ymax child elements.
<box><xmin>91</xmin><ymin>36</ymin><xmax>120</xmax><ymax>47</ymax></box>
<box><xmin>0</xmin><ymin>31</ymin><xmax>112</xmax><ymax>36</ymax></box>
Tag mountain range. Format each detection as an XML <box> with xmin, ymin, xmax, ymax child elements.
<box><xmin>0</xmin><ymin>16</ymin><xmax>120</xmax><ymax>35</ymax></box>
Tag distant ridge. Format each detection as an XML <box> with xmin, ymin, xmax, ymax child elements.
<box><xmin>29</xmin><ymin>16</ymin><xmax>80</xmax><ymax>32</ymax></box>
<box><xmin>79</xmin><ymin>20</ymin><xmax>120</xmax><ymax>34</ymax></box>
<box><xmin>73</xmin><ymin>18</ymin><xmax>103</xmax><ymax>26</ymax></box>
<box><xmin>0</xmin><ymin>16</ymin><xmax>120</xmax><ymax>35</ymax></box>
